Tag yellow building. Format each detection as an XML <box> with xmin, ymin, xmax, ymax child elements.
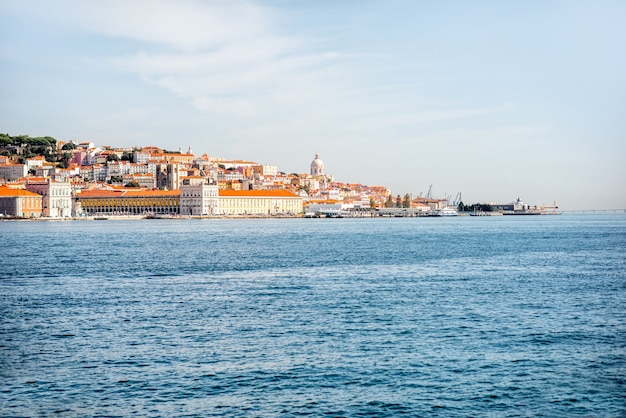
<box><xmin>76</xmin><ymin>187</ymin><xmax>303</xmax><ymax>217</ymax></box>
<box><xmin>218</xmin><ymin>189</ymin><xmax>302</xmax><ymax>215</ymax></box>
<box><xmin>78</xmin><ymin>189</ymin><xmax>180</xmax><ymax>216</ymax></box>
<box><xmin>0</xmin><ymin>185</ymin><xmax>43</xmax><ymax>218</ymax></box>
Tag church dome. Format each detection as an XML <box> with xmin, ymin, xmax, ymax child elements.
<box><xmin>310</xmin><ymin>153</ymin><xmax>324</xmax><ymax>176</ymax></box>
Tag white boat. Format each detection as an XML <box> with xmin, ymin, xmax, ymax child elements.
<box><xmin>431</xmin><ymin>207</ymin><xmax>458</xmax><ymax>217</ymax></box>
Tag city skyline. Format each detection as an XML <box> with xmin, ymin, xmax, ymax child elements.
<box><xmin>1</xmin><ymin>0</ymin><xmax>625</xmax><ymax>210</ymax></box>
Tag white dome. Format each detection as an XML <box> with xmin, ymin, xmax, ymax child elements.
<box><xmin>310</xmin><ymin>153</ymin><xmax>324</xmax><ymax>176</ymax></box>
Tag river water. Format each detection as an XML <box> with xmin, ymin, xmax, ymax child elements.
<box><xmin>1</xmin><ymin>215</ymin><xmax>625</xmax><ymax>416</ymax></box>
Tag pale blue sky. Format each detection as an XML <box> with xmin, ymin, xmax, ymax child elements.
<box><xmin>1</xmin><ymin>0</ymin><xmax>625</xmax><ymax>209</ymax></box>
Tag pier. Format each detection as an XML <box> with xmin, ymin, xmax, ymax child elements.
<box><xmin>561</xmin><ymin>209</ymin><xmax>626</xmax><ymax>214</ymax></box>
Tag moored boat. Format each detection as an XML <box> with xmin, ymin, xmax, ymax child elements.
<box><xmin>430</xmin><ymin>207</ymin><xmax>458</xmax><ymax>217</ymax></box>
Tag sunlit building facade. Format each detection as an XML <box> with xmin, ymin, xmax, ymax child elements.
<box><xmin>0</xmin><ymin>185</ymin><xmax>43</xmax><ymax>218</ymax></box>
<box><xmin>78</xmin><ymin>189</ymin><xmax>180</xmax><ymax>216</ymax></box>
<box><xmin>218</xmin><ymin>189</ymin><xmax>303</xmax><ymax>215</ymax></box>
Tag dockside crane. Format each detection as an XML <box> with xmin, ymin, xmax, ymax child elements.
<box><xmin>451</xmin><ymin>192</ymin><xmax>462</xmax><ymax>207</ymax></box>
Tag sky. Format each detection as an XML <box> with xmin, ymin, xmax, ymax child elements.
<box><xmin>1</xmin><ymin>0</ymin><xmax>625</xmax><ymax>210</ymax></box>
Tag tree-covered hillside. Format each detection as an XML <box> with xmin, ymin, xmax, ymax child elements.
<box><xmin>0</xmin><ymin>133</ymin><xmax>72</xmax><ymax>168</ymax></box>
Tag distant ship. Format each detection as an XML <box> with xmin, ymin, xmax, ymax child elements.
<box><xmin>430</xmin><ymin>207</ymin><xmax>458</xmax><ymax>217</ymax></box>
<box><xmin>500</xmin><ymin>198</ymin><xmax>560</xmax><ymax>215</ymax></box>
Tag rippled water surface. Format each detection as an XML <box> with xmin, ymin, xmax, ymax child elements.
<box><xmin>1</xmin><ymin>215</ymin><xmax>625</xmax><ymax>416</ymax></box>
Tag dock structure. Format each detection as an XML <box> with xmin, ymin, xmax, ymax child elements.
<box><xmin>561</xmin><ymin>209</ymin><xmax>626</xmax><ymax>214</ymax></box>
<box><xmin>375</xmin><ymin>208</ymin><xmax>429</xmax><ymax>217</ymax></box>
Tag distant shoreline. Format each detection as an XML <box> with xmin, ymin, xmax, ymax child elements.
<box><xmin>2</xmin><ymin>211</ymin><xmax>625</xmax><ymax>222</ymax></box>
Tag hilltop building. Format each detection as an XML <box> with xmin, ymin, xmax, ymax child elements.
<box><xmin>310</xmin><ymin>153</ymin><xmax>324</xmax><ymax>176</ymax></box>
<box><xmin>0</xmin><ymin>163</ymin><xmax>28</xmax><ymax>181</ymax></box>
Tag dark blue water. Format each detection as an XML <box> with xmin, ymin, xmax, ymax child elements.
<box><xmin>1</xmin><ymin>215</ymin><xmax>625</xmax><ymax>416</ymax></box>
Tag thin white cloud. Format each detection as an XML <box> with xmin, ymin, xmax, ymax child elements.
<box><xmin>4</xmin><ymin>0</ymin><xmax>513</xmax><ymax>127</ymax></box>
<box><xmin>4</xmin><ymin>0</ymin><xmax>271</xmax><ymax>51</ymax></box>
<box><xmin>56</xmin><ymin>0</ymin><xmax>346</xmax><ymax>118</ymax></box>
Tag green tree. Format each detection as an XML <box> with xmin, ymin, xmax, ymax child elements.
<box><xmin>107</xmin><ymin>153</ymin><xmax>120</xmax><ymax>161</ymax></box>
<box><xmin>403</xmin><ymin>193</ymin><xmax>411</xmax><ymax>208</ymax></box>
<box><xmin>25</xmin><ymin>137</ymin><xmax>51</xmax><ymax>148</ymax></box>
<box><xmin>42</xmin><ymin>136</ymin><xmax>57</xmax><ymax>146</ymax></box>
<box><xmin>384</xmin><ymin>195</ymin><xmax>394</xmax><ymax>208</ymax></box>
<box><xmin>0</xmin><ymin>134</ymin><xmax>12</xmax><ymax>146</ymax></box>
<box><xmin>125</xmin><ymin>180</ymin><xmax>140</xmax><ymax>188</ymax></box>
<box><xmin>13</xmin><ymin>135</ymin><xmax>29</xmax><ymax>146</ymax></box>
<box><xmin>62</xmin><ymin>142</ymin><xmax>77</xmax><ymax>150</ymax></box>
<box><xmin>58</xmin><ymin>152</ymin><xmax>71</xmax><ymax>169</ymax></box>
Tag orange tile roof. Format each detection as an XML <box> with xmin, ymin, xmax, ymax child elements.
<box><xmin>0</xmin><ymin>185</ymin><xmax>42</xmax><ymax>197</ymax></box>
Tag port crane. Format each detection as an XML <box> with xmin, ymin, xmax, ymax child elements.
<box><xmin>450</xmin><ymin>192</ymin><xmax>462</xmax><ymax>207</ymax></box>
<box><xmin>425</xmin><ymin>184</ymin><xmax>433</xmax><ymax>199</ymax></box>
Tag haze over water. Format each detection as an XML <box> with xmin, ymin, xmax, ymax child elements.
<box><xmin>1</xmin><ymin>214</ymin><xmax>625</xmax><ymax>416</ymax></box>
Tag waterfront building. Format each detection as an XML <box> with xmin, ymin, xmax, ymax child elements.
<box><xmin>218</xmin><ymin>189</ymin><xmax>303</xmax><ymax>215</ymax></box>
<box><xmin>78</xmin><ymin>188</ymin><xmax>180</xmax><ymax>216</ymax></box>
<box><xmin>0</xmin><ymin>185</ymin><xmax>43</xmax><ymax>218</ymax></box>
<box><xmin>25</xmin><ymin>178</ymin><xmax>72</xmax><ymax>217</ymax></box>
<box><xmin>180</xmin><ymin>177</ymin><xmax>219</xmax><ymax>216</ymax></box>
<box><xmin>411</xmin><ymin>197</ymin><xmax>446</xmax><ymax>211</ymax></box>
